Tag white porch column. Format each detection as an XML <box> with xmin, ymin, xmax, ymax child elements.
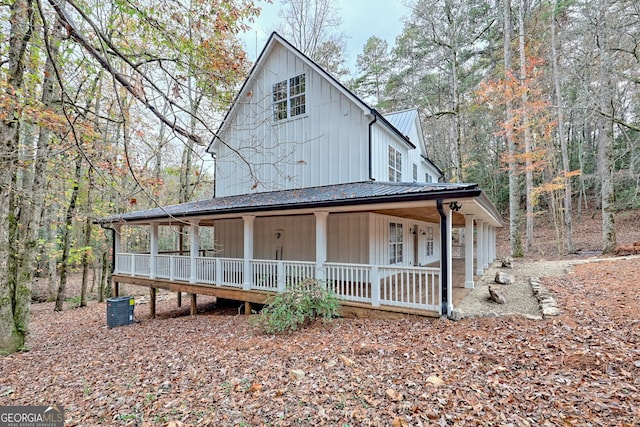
<box><xmin>150</xmin><ymin>222</ymin><xmax>158</xmax><ymax>279</ymax></box>
<box><xmin>464</xmin><ymin>214</ymin><xmax>475</xmax><ymax>289</ymax></box>
<box><xmin>243</xmin><ymin>215</ymin><xmax>255</xmax><ymax>290</ymax></box>
<box><xmin>189</xmin><ymin>221</ymin><xmax>200</xmax><ymax>283</ymax></box>
<box><xmin>475</xmin><ymin>220</ymin><xmax>484</xmax><ymax>275</ymax></box>
<box><xmin>490</xmin><ymin>226</ymin><xmax>496</xmax><ymax>262</ymax></box>
<box><xmin>314</xmin><ymin>211</ymin><xmax>329</xmax><ymax>281</ymax></box>
<box><xmin>114</xmin><ymin>224</ymin><xmax>122</xmax><ymax>254</ymax></box>
<box><xmin>445</xmin><ymin>206</ymin><xmax>453</xmax><ymax>316</ymax></box>
<box><xmin>113</xmin><ymin>225</ymin><xmax>122</xmax><ymax>274</ymax></box>
<box><xmin>482</xmin><ymin>221</ymin><xmax>489</xmax><ymax>269</ymax></box>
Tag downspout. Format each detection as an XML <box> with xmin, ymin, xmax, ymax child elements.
<box><xmin>437</xmin><ymin>199</ymin><xmax>449</xmax><ymax>316</ymax></box>
<box><xmin>368</xmin><ymin>109</ymin><xmax>377</xmax><ymax>180</ymax></box>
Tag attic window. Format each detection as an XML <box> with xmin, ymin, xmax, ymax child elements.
<box><xmin>272</xmin><ymin>74</ymin><xmax>306</xmax><ymax>121</ymax></box>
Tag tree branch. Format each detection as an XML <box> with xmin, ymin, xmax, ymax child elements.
<box><xmin>47</xmin><ymin>0</ymin><xmax>205</xmax><ymax>146</ymax></box>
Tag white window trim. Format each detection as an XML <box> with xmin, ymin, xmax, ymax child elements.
<box><xmin>389</xmin><ymin>222</ymin><xmax>404</xmax><ymax>264</ymax></box>
<box><xmin>272</xmin><ymin>73</ymin><xmax>306</xmax><ymax>122</ymax></box>
<box><xmin>388</xmin><ymin>146</ymin><xmax>402</xmax><ymax>182</ymax></box>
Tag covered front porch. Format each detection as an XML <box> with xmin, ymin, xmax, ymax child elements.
<box><xmin>112</xmin><ymin>256</ymin><xmax>479</xmax><ymax>318</ymax></box>
<box><xmin>100</xmin><ymin>182</ymin><xmax>502</xmax><ymax>319</ymax></box>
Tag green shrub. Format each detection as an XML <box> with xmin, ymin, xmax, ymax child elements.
<box><xmin>253</xmin><ymin>278</ymin><xmax>339</xmax><ymax>334</ymax></box>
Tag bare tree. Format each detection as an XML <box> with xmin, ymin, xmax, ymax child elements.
<box><xmin>518</xmin><ymin>0</ymin><xmax>534</xmax><ymax>252</ymax></box>
<box><xmin>277</xmin><ymin>0</ymin><xmax>348</xmax><ymax>78</ymax></box>
<box><xmin>550</xmin><ymin>0</ymin><xmax>574</xmax><ymax>254</ymax></box>
<box><xmin>596</xmin><ymin>0</ymin><xmax>616</xmax><ymax>253</ymax></box>
<box><xmin>503</xmin><ymin>0</ymin><xmax>522</xmax><ymax>256</ymax></box>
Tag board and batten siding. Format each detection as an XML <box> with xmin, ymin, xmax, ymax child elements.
<box><xmin>368</xmin><ymin>213</ymin><xmax>440</xmax><ymax>267</ymax></box>
<box><xmin>213</xmin><ymin>213</ymin><xmax>368</xmax><ymax>263</ymax></box>
<box><xmin>212</xmin><ymin>213</ymin><xmax>438</xmax><ymax>266</ymax></box>
<box><xmin>214</xmin><ymin>44</ymin><xmax>370</xmax><ymax>198</ymax></box>
<box><xmin>215</xmin><ymin>213</ymin><xmax>369</xmax><ymax>264</ymax></box>
<box><xmin>213</xmin><ymin>218</ymin><xmax>244</xmax><ymax>259</ymax></box>
<box><xmin>327</xmin><ymin>213</ymin><xmax>369</xmax><ymax>264</ymax></box>
<box><xmin>213</xmin><ymin>216</ymin><xmax>316</xmax><ymax>261</ymax></box>
<box><xmin>370</xmin><ymin>124</ymin><xmax>410</xmax><ymax>182</ymax></box>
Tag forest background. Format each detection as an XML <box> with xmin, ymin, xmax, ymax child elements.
<box><xmin>1</xmin><ymin>0</ymin><xmax>639</xmax><ymax>354</ymax></box>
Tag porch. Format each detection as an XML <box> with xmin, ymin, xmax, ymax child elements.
<box><xmin>112</xmin><ymin>253</ymin><xmax>477</xmax><ymax>318</ymax></box>
<box><xmin>100</xmin><ymin>182</ymin><xmax>502</xmax><ymax>319</ymax></box>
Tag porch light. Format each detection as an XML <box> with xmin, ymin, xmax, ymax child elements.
<box><xmin>449</xmin><ymin>201</ymin><xmax>462</xmax><ymax>212</ymax></box>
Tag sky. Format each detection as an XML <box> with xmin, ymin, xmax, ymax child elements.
<box><xmin>239</xmin><ymin>0</ymin><xmax>411</xmax><ymax>73</ymax></box>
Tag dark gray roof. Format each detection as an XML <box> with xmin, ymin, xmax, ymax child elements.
<box><xmin>97</xmin><ymin>181</ymin><xmax>482</xmax><ymax>224</ymax></box>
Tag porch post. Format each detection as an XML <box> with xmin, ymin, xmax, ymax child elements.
<box><xmin>475</xmin><ymin>220</ymin><xmax>484</xmax><ymax>275</ymax></box>
<box><xmin>189</xmin><ymin>221</ymin><xmax>200</xmax><ymax>284</ymax></box>
<box><xmin>482</xmin><ymin>221</ymin><xmax>489</xmax><ymax>269</ymax></box>
<box><xmin>314</xmin><ymin>211</ymin><xmax>329</xmax><ymax>282</ymax></box>
<box><xmin>150</xmin><ymin>287</ymin><xmax>156</xmax><ymax>318</ymax></box>
<box><xmin>488</xmin><ymin>226</ymin><xmax>494</xmax><ymax>263</ymax></box>
<box><xmin>242</xmin><ymin>215</ymin><xmax>255</xmax><ymax>290</ymax></box>
<box><xmin>446</xmin><ymin>205</ymin><xmax>453</xmax><ymax>316</ymax></box>
<box><xmin>491</xmin><ymin>227</ymin><xmax>497</xmax><ymax>262</ymax></box>
<box><xmin>191</xmin><ymin>293</ymin><xmax>197</xmax><ymax>316</ymax></box>
<box><xmin>464</xmin><ymin>214</ymin><xmax>475</xmax><ymax>289</ymax></box>
<box><xmin>113</xmin><ymin>225</ymin><xmax>122</xmax><ymax>274</ymax></box>
<box><xmin>150</xmin><ymin>222</ymin><xmax>158</xmax><ymax>279</ymax></box>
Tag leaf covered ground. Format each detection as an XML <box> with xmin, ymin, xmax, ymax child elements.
<box><xmin>1</xmin><ymin>256</ymin><xmax>639</xmax><ymax>426</ymax></box>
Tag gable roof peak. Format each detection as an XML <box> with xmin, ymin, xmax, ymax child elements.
<box><xmin>206</xmin><ymin>32</ymin><xmax>417</xmax><ymax>154</ymax></box>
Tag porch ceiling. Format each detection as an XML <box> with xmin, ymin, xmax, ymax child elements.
<box><xmin>373</xmin><ymin>208</ymin><xmax>466</xmax><ymax>226</ymax></box>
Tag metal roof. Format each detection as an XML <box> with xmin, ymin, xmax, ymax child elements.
<box><xmin>384</xmin><ymin>109</ymin><xmax>418</xmax><ymax>138</ymax></box>
<box><xmin>97</xmin><ymin>181</ymin><xmax>485</xmax><ymax>224</ymax></box>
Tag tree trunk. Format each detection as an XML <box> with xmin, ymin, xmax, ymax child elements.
<box><xmin>596</xmin><ymin>0</ymin><xmax>616</xmax><ymax>253</ymax></box>
<box><xmin>80</xmin><ymin>214</ymin><xmax>92</xmax><ymax>307</ymax></box>
<box><xmin>518</xmin><ymin>0</ymin><xmax>534</xmax><ymax>253</ymax></box>
<box><xmin>503</xmin><ymin>0</ymin><xmax>522</xmax><ymax>257</ymax></box>
<box><xmin>0</xmin><ymin>0</ymin><xmax>35</xmax><ymax>354</ymax></box>
<box><xmin>46</xmin><ymin>200</ymin><xmax>59</xmax><ymax>301</ymax></box>
<box><xmin>55</xmin><ymin>155</ymin><xmax>83</xmax><ymax>311</ymax></box>
<box><xmin>98</xmin><ymin>250</ymin><xmax>108</xmax><ymax>303</ymax></box>
<box><xmin>551</xmin><ymin>0</ymin><xmax>574</xmax><ymax>254</ymax></box>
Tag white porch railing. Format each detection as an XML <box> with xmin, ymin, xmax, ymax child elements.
<box><xmin>378</xmin><ymin>265</ymin><xmax>440</xmax><ymax>311</ymax></box>
<box><xmin>250</xmin><ymin>260</ymin><xmax>316</xmax><ymax>292</ymax></box>
<box><xmin>114</xmin><ymin>253</ymin><xmax>441</xmax><ymax>313</ymax></box>
<box><xmin>154</xmin><ymin>255</ymin><xmax>190</xmax><ymax>281</ymax></box>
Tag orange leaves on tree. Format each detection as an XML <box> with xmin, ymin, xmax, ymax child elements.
<box><xmin>476</xmin><ymin>51</ymin><xmax>559</xmax><ymax>182</ymax></box>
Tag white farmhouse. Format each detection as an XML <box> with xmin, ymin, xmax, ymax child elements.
<box><xmin>98</xmin><ymin>33</ymin><xmax>502</xmax><ymax>318</ymax></box>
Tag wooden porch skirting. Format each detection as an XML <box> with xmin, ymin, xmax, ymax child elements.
<box><xmin>112</xmin><ymin>274</ymin><xmax>444</xmax><ymax>319</ymax></box>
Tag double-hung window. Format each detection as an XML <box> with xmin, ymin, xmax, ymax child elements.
<box><xmin>389</xmin><ymin>222</ymin><xmax>403</xmax><ymax>264</ymax></box>
<box><xmin>424</xmin><ymin>226</ymin><xmax>434</xmax><ymax>256</ymax></box>
<box><xmin>272</xmin><ymin>74</ymin><xmax>306</xmax><ymax>121</ymax></box>
<box><xmin>388</xmin><ymin>146</ymin><xmax>402</xmax><ymax>182</ymax></box>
